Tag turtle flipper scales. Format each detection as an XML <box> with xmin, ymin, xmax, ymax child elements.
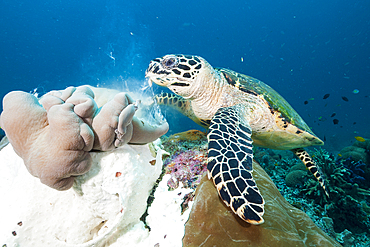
<box><xmin>207</xmin><ymin>104</ymin><xmax>265</xmax><ymax>224</ymax></box>
<box><xmin>155</xmin><ymin>92</ymin><xmax>210</xmax><ymax>128</ymax></box>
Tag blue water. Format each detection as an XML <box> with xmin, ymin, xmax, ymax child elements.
<box><xmin>0</xmin><ymin>0</ymin><xmax>369</xmax><ymax>152</ymax></box>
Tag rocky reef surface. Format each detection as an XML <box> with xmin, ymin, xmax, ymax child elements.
<box><xmin>3</xmin><ymin>129</ymin><xmax>366</xmax><ymax>246</ymax></box>
<box><xmin>161</xmin><ymin>130</ymin><xmax>341</xmax><ymax>246</ymax></box>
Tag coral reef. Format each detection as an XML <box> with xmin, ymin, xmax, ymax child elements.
<box><xmin>250</xmin><ymin>145</ymin><xmax>370</xmax><ymax>245</ymax></box>
<box><xmin>300</xmin><ymin>149</ymin><xmax>370</xmax><ymax>234</ymax></box>
<box><xmin>260</xmin><ymin>147</ymin><xmax>370</xmax><ymax>245</ymax></box>
<box><xmin>156</xmin><ymin>130</ymin><xmax>370</xmax><ymax>246</ymax></box>
<box><xmin>0</xmin><ymin>86</ymin><xmax>168</xmax><ymax>190</ymax></box>
<box><xmin>183</xmin><ymin>160</ymin><xmax>340</xmax><ymax>247</ymax></box>
<box><xmin>161</xmin><ymin>130</ymin><xmax>208</xmax><ymax>190</ymax></box>
<box><xmin>285</xmin><ymin>170</ymin><xmax>307</xmax><ymax>187</ymax></box>
<box><xmin>160</xmin><ymin>132</ymin><xmax>342</xmax><ymax>246</ymax></box>
<box><xmin>0</xmin><ymin>143</ymin><xmax>164</xmax><ymax>246</ymax></box>
<box><xmin>165</xmin><ymin>149</ymin><xmax>207</xmax><ymax>190</ymax></box>
<box><xmin>340</xmin><ymin>139</ymin><xmax>370</xmax><ymax>165</ymax></box>
<box><xmin>161</xmin><ymin>129</ymin><xmax>208</xmax><ymax>154</ymax></box>
<box><xmin>342</xmin><ymin>158</ymin><xmax>366</xmax><ymax>185</ymax></box>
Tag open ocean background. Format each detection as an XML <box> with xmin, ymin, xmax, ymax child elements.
<box><xmin>0</xmin><ymin>0</ymin><xmax>369</xmax><ymax>153</ymax></box>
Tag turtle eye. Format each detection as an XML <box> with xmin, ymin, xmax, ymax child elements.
<box><xmin>161</xmin><ymin>55</ymin><xmax>179</xmax><ymax>70</ymax></box>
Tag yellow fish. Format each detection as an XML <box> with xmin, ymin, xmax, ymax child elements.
<box><xmin>355</xmin><ymin>136</ymin><xmax>366</xmax><ymax>142</ymax></box>
<box><xmin>338</xmin><ymin>153</ymin><xmax>342</xmax><ymax>157</ymax></box>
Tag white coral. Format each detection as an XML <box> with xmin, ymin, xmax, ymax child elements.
<box><xmin>0</xmin><ymin>143</ymin><xmax>163</xmax><ymax>246</ymax></box>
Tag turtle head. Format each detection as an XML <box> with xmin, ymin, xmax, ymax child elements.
<box><xmin>145</xmin><ymin>54</ymin><xmax>214</xmax><ymax>98</ymax></box>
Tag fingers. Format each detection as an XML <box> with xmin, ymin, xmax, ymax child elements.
<box><xmin>41</xmin><ymin>153</ymin><xmax>92</xmax><ymax>191</ymax></box>
<box><xmin>91</xmin><ymin>93</ymin><xmax>136</xmax><ymax>151</ymax></box>
<box><xmin>65</xmin><ymin>86</ymin><xmax>98</xmax><ymax>122</ymax></box>
<box><xmin>117</xmin><ymin>104</ymin><xmax>136</xmax><ymax>134</ymax></box>
<box><xmin>45</xmin><ymin>86</ymin><xmax>76</xmax><ymax>102</ymax></box>
<box><xmin>39</xmin><ymin>95</ymin><xmax>65</xmax><ymax>112</ymax></box>
<box><xmin>129</xmin><ymin>117</ymin><xmax>169</xmax><ymax>144</ymax></box>
<box><xmin>115</xmin><ymin>123</ymin><xmax>133</xmax><ymax>147</ymax></box>
<box><xmin>80</xmin><ymin>123</ymin><xmax>95</xmax><ymax>151</ymax></box>
<box><xmin>49</xmin><ymin>177</ymin><xmax>75</xmax><ymax>191</ymax></box>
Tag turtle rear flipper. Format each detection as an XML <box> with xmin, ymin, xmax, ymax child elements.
<box><xmin>292</xmin><ymin>148</ymin><xmax>329</xmax><ymax>197</ymax></box>
<box><xmin>207</xmin><ymin>104</ymin><xmax>265</xmax><ymax>224</ymax></box>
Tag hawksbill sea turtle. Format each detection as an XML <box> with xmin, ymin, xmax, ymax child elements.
<box><xmin>145</xmin><ymin>54</ymin><xmax>328</xmax><ymax>225</ymax></box>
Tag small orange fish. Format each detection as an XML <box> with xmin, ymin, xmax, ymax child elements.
<box><xmin>338</xmin><ymin>153</ymin><xmax>342</xmax><ymax>157</ymax></box>
<box><xmin>355</xmin><ymin>136</ymin><xmax>366</xmax><ymax>142</ymax></box>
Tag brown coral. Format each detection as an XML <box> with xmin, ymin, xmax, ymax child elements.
<box><xmin>285</xmin><ymin>170</ymin><xmax>307</xmax><ymax>187</ymax></box>
<box><xmin>183</xmin><ymin>160</ymin><xmax>341</xmax><ymax>247</ymax></box>
<box><xmin>340</xmin><ymin>139</ymin><xmax>370</xmax><ymax>165</ymax></box>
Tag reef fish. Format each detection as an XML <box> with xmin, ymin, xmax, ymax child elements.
<box><xmin>304</xmin><ymin>101</ymin><xmax>308</xmax><ymax>105</ymax></box>
<box><xmin>330</xmin><ymin>113</ymin><xmax>336</xmax><ymax>117</ymax></box>
<box><xmin>323</xmin><ymin>94</ymin><xmax>330</xmax><ymax>99</ymax></box>
<box><xmin>333</xmin><ymin>119</ymin><xmax>339</xmax><ymax>125</ymax></box>
<box><xmin>355</xmin><ymin>136</ymin><xmax>366</xmax><ymax>142</ymax></box>
<box><xmin>342</xmin><ymin>96</ymin><xmax>349</xmax><ymax>102</ymax></box>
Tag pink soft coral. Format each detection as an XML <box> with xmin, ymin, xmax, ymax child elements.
<box><xmin>165</xmin><ymin>149</ymin><xmax>207</xmax><ymax>190</ymax></box>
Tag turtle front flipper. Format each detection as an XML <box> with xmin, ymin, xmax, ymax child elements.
<box><xmin>155</xmin><ymin>92</ymin><xmax>210</xmax><ymax>128</ymax></box>
<box><xmin>292</xmin><ymin>148</ymin><xmax>329</xmax><ymax>197</ymax></box>
<box><xmin>207</xmin><ymin>104</ymin><xmax>265</xmax><ymax>224</ymax></box>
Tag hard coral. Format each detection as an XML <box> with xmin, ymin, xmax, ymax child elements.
<box><xmin>285</xmin><ymin>170</ymin><xmax>307</xmax><ymax>187</ymax></box>
<box><xmin>342</xmin><ymin>158</ymin><xmax>366</xmax><ymax>185</ymax></box>
<box><xmin>340</xmin><ymin>139</ymin><xmax>370</xmax><ymax>165</ymax></box>
<box><xmin>183</xmin><ymin>160</ymin><xmax>341</xmax><ymax>247</ymax></box>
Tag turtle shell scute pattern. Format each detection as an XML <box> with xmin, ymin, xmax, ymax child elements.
<box><xmin>216</xmin><ymin>67</ymin><xmax>316</xmax><ymax>136</ymax></box>
<box><xmin>207</xmin><ymin>105</ymin><xmax>265</xmax><ymax>224</ymax></box>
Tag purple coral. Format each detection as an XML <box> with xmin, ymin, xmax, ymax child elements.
<box><xmin>341</xmin><ymin>158</ymin><xmax>366</xmax><ymax>184</ymax></box>
<box><xmin>164</xmin><ymin>149</ymin><xmax>208</xmax><ymax>190</ymax></box>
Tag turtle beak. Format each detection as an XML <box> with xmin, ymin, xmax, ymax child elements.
<box><xmin>145</xmin><ymin>60</ymin><xmax>172</xmax><ymax>87</ymax></box>
<box><xmin>145</xmin><ymin>60</ymin><xmax>158</xmax><ymax>77</ymax></box>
